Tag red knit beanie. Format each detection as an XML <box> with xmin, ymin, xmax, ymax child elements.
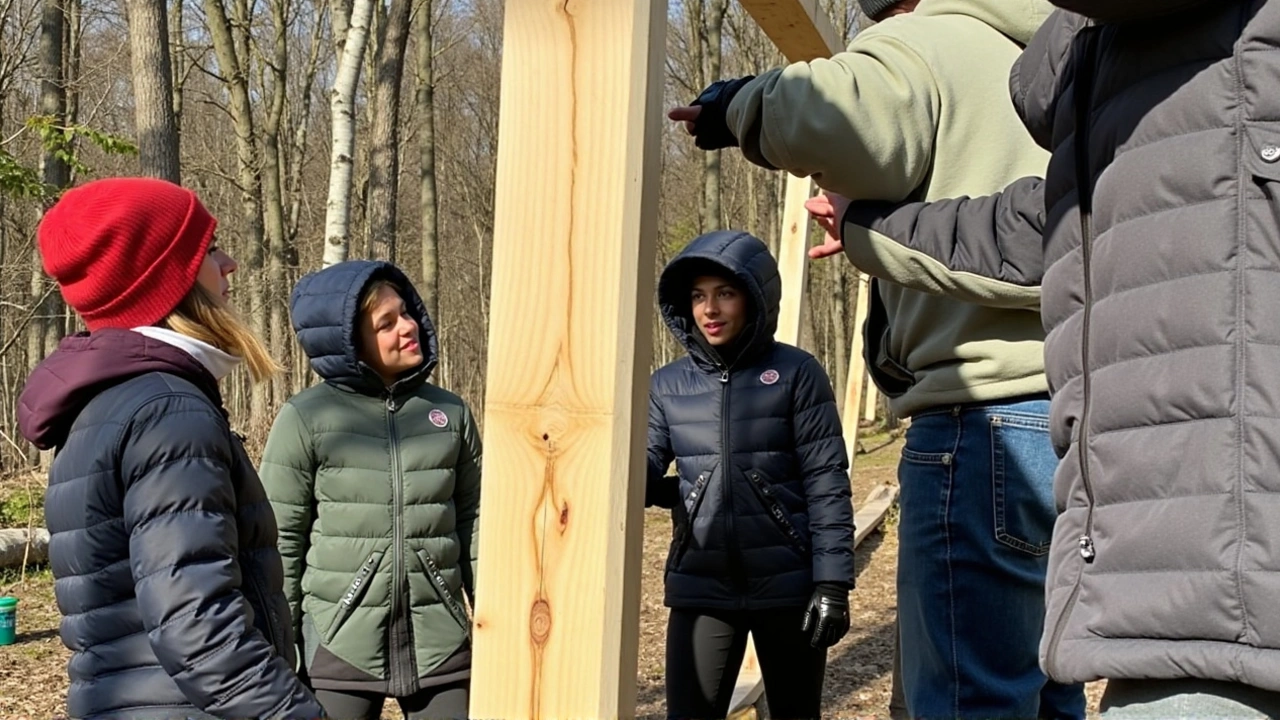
<box><xmin>38</xmin><ymin>177</ymin><xmax>217</xmax><ymax>331</ymax></box>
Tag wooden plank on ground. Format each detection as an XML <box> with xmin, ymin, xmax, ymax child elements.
<box><xmin>467</xmin><ymin>0</ymin><xmax>667</xmax><ymax>715</ymax></box>
<box><xmin>854</xmin><ymin>484</ymin><xmax>898</xmax><ymax>548</ymax></box>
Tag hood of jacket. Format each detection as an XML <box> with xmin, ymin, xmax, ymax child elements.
<box><xmin>657</xmin><ymin>230</ymin><xmax>781</xmax><ymax>372</ymax></box>
<box><xmin>290</xmin><ymin>260</ymin><xmax>440</xmax><ymax>396</ymax></box>
<box><xmin>915</xmin><ymin>0</ymin><xmax>1054</xmax><ymax>45</ymax></box>
<box><xmin>17</xmin><ymin>328</ymin><xmax>222</xmax><ymax>450</ymax></box>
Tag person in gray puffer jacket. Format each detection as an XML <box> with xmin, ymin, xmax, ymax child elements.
<box><xmin>646</xmin><ymin>230</ymin><xmax>854</xmax><ymax>719</ymax></box>
<box><xmin>828</xmin><ymin>1</ymin><xmax>1280</xmax><ymax>715</ymax></box>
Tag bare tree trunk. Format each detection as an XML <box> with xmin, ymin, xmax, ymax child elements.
<box><xmin>414</xmin><ymin>0</ymin><xmax>438</xmax><ymax>321</ymax></box>
<box><xmin>204</xmin><ymin>0</ymin><xmax>267</xmax><ymax>416</ymax></box>
<box><xmin>264</xmin><ymin>0</ymin><xmax>290</xmax><ymax>407</ymax></box>
<box><xmin>40</xmin><ymin>0</ymin><xmax>68</xmax><ymax>190</ymax></box>
<box><xmin>124</xmin><ymin>0</ymin><xmax>180</xmax><ymax>182</ymax></box>
<box><xmin>169</xmin><ymin>0</ymin><xmax>182</xmax><ymax>134</ymax></box>
<box><xmin>323</xmin><ymin>0</ymin><xmax>375</xmax><ymax>266</ymax></box>
<box><xmin>287</xmin><ymin>6</ymin><xmax>326</xmax><ymax>246</ymax></box>
<box><xmin>366</xmin><ymin>0</ymin><xmax>411</xmax><ymax>262</ymax></box>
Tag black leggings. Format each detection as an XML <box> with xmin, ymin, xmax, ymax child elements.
<box><xmin>314</xmin><ymin>681</ymin><xmax>469</xmax><ymax>720</ymax></box>
<box><xmin>665</xmin><ymin>607</ymin><xmax>827</xmax><ymax>720</ymax></box>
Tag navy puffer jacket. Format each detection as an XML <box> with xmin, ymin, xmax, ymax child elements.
<box><xmin>648</xmin><ymin>231</ymin><xmax>855</xmax><ymax>610</ymax></box>
<box><xmin>16</xmin><ymin>330</ymin><xmax>322</xmax><ymax>720</ymax></box>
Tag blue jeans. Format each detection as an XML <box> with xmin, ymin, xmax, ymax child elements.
<box><xmin>896</xmin><ymin>397</ymin><xmax>1084</xmax><ymax>720</ymax></box>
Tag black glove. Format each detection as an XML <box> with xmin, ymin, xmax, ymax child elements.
<box><xmin>688</xmin><ymin>76</ymin><xmax>756</xmax><ymax>150</ymax></box>
<box><xmin>802</xmin><ymin>582</ymin><xmax>850</xmax><ymax>648</ymax></box>
<box><xmin>645</xmin><ymin>474</ymin><xmax>681</xmax><ymax>509</ymax></box>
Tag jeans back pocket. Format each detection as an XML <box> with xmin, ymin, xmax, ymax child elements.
<box><xmin>991</xmin><ymin>414</ymin><xmax>1058</xmax><ymax>556</ymax></box>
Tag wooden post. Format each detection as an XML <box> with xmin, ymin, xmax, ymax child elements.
<box><xmin>468</xmin><ymin>0</ymin><xmax>666</xmax><ymax>715</ymax></box>
<box><xmin>842</xmin><ymin>272</ymin><xmax>872</xmax><ymax>468</ymax></box>
<box><xmin>863</xmin><ymin>383</ymin><xmax>879</xmax><ymax>423</ymax></box>
<box><xmin>774</xmin><ymin>174</ymin><xmax>814</xmax><ymax>345</ymax></box>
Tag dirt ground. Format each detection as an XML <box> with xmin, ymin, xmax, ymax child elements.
<box><xmin>0</xmin><ymin>433</ymin><xmax>1104</xmax><ymax>719</ymax></box>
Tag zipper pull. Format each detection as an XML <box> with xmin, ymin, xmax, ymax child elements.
<box><xmin>720</xmin><ymin>371</ymin><xmax>729</xmax><ymax>383</ymax></box>
<box><xmin>1078</xmin><ymin>535</ymin><xmax>1096</xmax><ymax>563</ymax></box>
<box><xmin>386</xmin><ymin>396</ymin><xmax>398</xmax><ymax>413</ymax></box>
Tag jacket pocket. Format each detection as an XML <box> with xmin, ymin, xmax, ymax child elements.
<box><xmin>327</xmin><ymin>550</ymin><xmax>384</xmax><ymax>644</ymax></box>
<box><xmin>745</xmin><ymin>470</ymin><xmax>809</xmax><ymax>554</ymax></box>
<box><xmin>990</xmin><ymin>413</ymin><xmax>1057</xmax><ymax>556</ymax></box>
<box><xmin>863</xmin><ymin>280</ymin><xmax>915</xmax><ymax>399</ymax></box>
<box><xmin>666</xmin><ymin>471</ymin><xmax>711</xmax><ymax>575</ymax></box>
<box><xmin>416</xmin><ymin>548</ymin><xmax>472</xmax><ymax>641</ymax></box>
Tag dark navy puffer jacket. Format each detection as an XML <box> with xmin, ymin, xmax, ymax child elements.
<box><xmin>16</xmin><ymin>330</ymin><xmax>322</xmax><ymax>720</ymax></box>
<box><xmin>648</xmin><ymin>230</ymin><xmax>855</xmax><ymax>610</ymax></box>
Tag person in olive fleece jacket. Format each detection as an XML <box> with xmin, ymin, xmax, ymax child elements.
<box><xmin>646</xmin><ymin>230</ymin><xmax>854</xmax><ymax>719</ymax></box>
<box><xmin>260</xmin><ymin>260</ymin><xmax>481</xmax><ymax>720</ymax></box>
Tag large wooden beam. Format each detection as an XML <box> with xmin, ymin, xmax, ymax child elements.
<box><xmin>774</xmin><ymin>172</ymin><xmax>814</xmax><ymax>344</ymax></box>
<box><xmin>468</xmin><ymin>0</ymin><xmax>666</xmax><ymax>715</ymax></box>
<box><xmin>737</xmin><ymin>0</ymin><xmax>842</xmax><ymax>62</ymax></box>
<box><xmin>842</xmin><ymin>272</ymin><xmax>873</xmax><ymax>469</ymax></box>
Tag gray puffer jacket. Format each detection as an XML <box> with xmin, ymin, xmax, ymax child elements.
<box><xmin>844</xmin><ymin>0</ymin><xmax>1280</xmax><ymax>692</ymax></box>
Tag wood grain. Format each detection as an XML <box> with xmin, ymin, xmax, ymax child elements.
<box><xmin>842</xmin><ymin>273</ymin><xmax>872</xmax><ymax>469</ymax></box>
<box><xmin>775</xmin><ymin>175</ymin><xmax>814</xmax><ymax>346</ymax></box>
<box><xmin>468</xmin><ymin>0</ymin><xmax>666</xmax><ymax>715</ymax></box>
<box><xmin>737</xmin><ymin>0</ymin><xmax>843</xmax><ymax>62</ymax></box>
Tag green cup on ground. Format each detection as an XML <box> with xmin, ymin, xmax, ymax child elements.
<box><xmin>0</xmin><ymin>596</ymin><xmax>17</xmax><ymax>645</ymax></box>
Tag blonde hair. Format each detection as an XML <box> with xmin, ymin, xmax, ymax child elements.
<box><xmin>162</xmin><ymin>284</ymin><xmax>281</xmax><ymax>383</ymax></box>
<box><xmin>360</xmin><ymin>278</ymin><xmax>403</xmax><ymax>316</ymax></box>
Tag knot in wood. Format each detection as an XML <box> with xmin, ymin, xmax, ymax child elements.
<box><xmin>529</xmin><ymin>598</ymin><xmax>552</xmax><ymax>647</ymax></box>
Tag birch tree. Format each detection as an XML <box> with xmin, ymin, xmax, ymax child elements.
<box><xmin>323</xmin><ymin>0</ymin><xmax>375</xmax><ymax>266</ymax></box>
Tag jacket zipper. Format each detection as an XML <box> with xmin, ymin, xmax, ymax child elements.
<box><xmin>1045</xmin><ymin>26</ymin><xmax>1100</xmax><ymax>679</ymax></box>
<box><xmin>417</xmin><ymin>549</ymin><xmax>472</xmax><ymax>641</ymax></box>
<box><xmin>386</xmin><ymin>395</ymin><xmax>413</xmax><ymax>696</ymax></box>
<box><xmin>328</xmin><ymin>550</ymin><xmax>384</xmax><ymax>643</ymax></box>
<box><xmin>719</xmin><ymin>368</ymin><xmax>747</xmax><ymax>600</ymax></box>
<box><xmin>746</xmin><ymin>471</ymin><xmax>808</xmax><ymax>552</ymax></box>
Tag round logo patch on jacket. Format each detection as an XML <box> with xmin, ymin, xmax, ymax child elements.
<box><xmin>760</xmin><ymin>369</ymin><xmax>780</xmax><ymax>385</ymax></box>
<box><xmin>429</xmin><ymin>408</ymin><xmax>449</xmax><ymax>428</ymax></box>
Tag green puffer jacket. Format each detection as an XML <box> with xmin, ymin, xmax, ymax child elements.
<box><xmin>260</xmin><ymin>260</ymin><xmax>481</xmax><ymax>697</ymax></box>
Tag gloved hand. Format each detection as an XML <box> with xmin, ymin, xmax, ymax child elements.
<box><xmin>645</xmin><ymin>474</ymin><xmax>681</xmax><ymax>509</ymax></box>
<box><xmin>802</xmin><ymin>582</ymin><xmax>851</xmax><ymax>648</ymax></box>
<box><xmin>669</xmin><ymin>76</ymin><xmax>756</xmax><ymax>151</ymax></box>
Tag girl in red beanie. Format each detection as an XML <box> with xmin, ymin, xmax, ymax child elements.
<box><xmin>16</xmin><ymin>177</ymin><xmax>325</xmax><ymax>720</ymax></box>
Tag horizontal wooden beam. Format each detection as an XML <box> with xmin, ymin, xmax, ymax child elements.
<box><xmin>737</xmin><ymin>0</ymin><xmax>843</xmax><ymax>62</ymax></box>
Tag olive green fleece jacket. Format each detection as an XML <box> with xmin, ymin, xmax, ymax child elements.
<box><xmin>725</xmin><ymin>0</ymin><xmax>1053</xmax><ymax>417</ymax></box>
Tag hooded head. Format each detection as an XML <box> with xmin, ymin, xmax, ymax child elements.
<box><xmin>657</xmin><ymin>231</ymin><xmax>781</xmax><ymax>371</ymax></box>
<box><xmin>289</xmin><ymin>260</ymin><xmax>439</xmax><ymax>395</ymax></box>
<box><xmin>909</xmin><ymin>0</ymin><xmax>1055</xmax><ymax>45</ymax></box>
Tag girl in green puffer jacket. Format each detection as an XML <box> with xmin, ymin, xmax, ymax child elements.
<box><xmin>261</xmin><ymin>260</ymin><xmax>482</xmax><ymax>720</ymax></box>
